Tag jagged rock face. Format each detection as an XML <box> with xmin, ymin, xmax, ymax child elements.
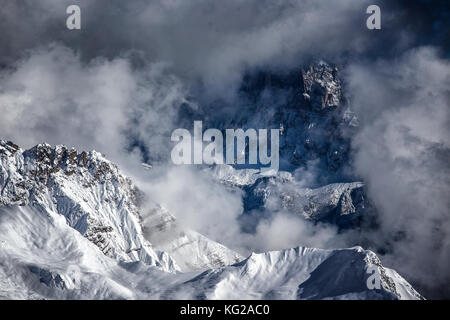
<box><xmin>133</xmin><ymin>62</ymin><xmax>356</xmax><ymax>175</ymax></box>
<box><xmin>274</xmin><ymin>62</ymin><xmax>356</xmax><ymax>172</ymax></box>
<box><xmin>201</xmin><ymin>62</ymin><xmax>357</xmax><ymax>174</ymax></box>
<box><xmin>0</xmin><ymin>140</ymin><xmax>178</xmax><ymax>272</ymax></box>
<box><xmin>197</xmin><ymin>63</ymin><xmax>368</xmax><ymax>233</ymax></box>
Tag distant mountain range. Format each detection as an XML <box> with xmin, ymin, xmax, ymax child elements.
<box><xmin>0</xmin><ymin>139</ymin><xmax>422</xmax><ymax>299</ymax></box>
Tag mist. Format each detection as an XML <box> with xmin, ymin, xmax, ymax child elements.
<box><xmin>346</xmin><ymin>47</ymin><xmax>450</xmax><ymax>298</ymax></box>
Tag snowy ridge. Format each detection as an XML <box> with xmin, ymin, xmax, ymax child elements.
<box><xmin>169</xmin><ymin>246</ymin><xmax>422</xmax><ymax>300</ymax></box>
<box><xmin>250</xmin><ymin>177</ymin><xmax>367</xmax><ymax>223</ymax></box>
<box><xmin>0</xmin><ymin>140</ymin><xmax>243</xmax><ymax>274</ymax></box>
<box><xmin>0</xmin><ymin>205</ymin><xmax>422</xmax><ymax>300</ymax></box>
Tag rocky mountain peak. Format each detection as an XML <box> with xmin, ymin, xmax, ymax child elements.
<box><xmin>0</xmin><ymin>140</ymin><xmax>177</xmax><ymax>271</ymax></box>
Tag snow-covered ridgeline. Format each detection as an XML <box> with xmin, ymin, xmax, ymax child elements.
<box><xmin>0</xmin><ymin>140</ymin><xmax>423</xmax><ymax>300</ymax></box>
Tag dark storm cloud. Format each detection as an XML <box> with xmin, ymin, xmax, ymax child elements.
<box><xmin>0</xmin><ymin>0</ymin><xmax>438</xmax><ymax>89</ymax></box>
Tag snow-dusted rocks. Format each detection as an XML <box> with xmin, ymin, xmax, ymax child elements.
<box><xmin>171</xmin><ymin>246</ymin><xmax>422</xmax><ymax>300</ymax></box>
<box><xmin>212</xmin><ymin>165</ymin><xmax>370</xmax><ymax>228</ymax></box>
<box><xmin>301</xmin><ymin>61</ymin><xmax>342</xmax><ymax>111</ymax></box>
<box><xmin>220</xmin><ymin>62</ymin><xmax>354</xmax><ymax>173</ymax></box>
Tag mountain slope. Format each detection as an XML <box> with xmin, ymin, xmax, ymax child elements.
<box><xmin>143</xmin><ymin>206</ymin><xmax>243</xmax><ymax>272</ymax></box>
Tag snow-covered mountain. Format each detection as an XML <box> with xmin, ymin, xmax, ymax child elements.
<box><xmin>0</xmin><ymin>140</ymin><xmax>241</xmax><ymax>274</ymax></box>
<box><xmin>0</xmin><ymin>204</ymin><xmax>421</xmax><ymax>300</ymax></box>
<box><xmin>0</xmin><ymin>140</ymin><xmax>423</xmax><ymax>299</ymax></box>
<box><xmin>187</xmin><ymin>61</ymin><xmax>356</xmax><ymax>176</ymax></box>
<box><xmin>0</xmin><ymin>140</ymin><xmax>178</xmax><ymax>271</ymax></box>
